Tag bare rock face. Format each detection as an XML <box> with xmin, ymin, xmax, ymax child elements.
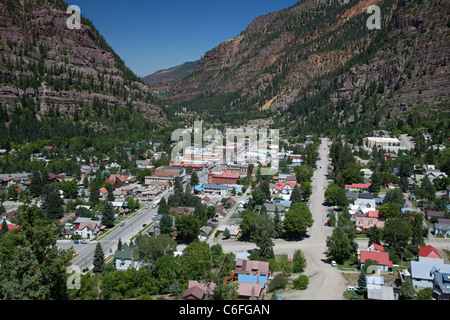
<box><xmin>169</xmin><ymin>0</ymin><xmax>449</xmax><ymax>126</ymax></box>
<box><xmin>0</xmin><ymin>0</ymin><xmax>165</xmax><ymax>127</ymax></box>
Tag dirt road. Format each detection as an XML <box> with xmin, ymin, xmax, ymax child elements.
<box><xmin>278</xmin><ymin>137</ymin><xmax>345</xmax><ymax>300</ymax></box>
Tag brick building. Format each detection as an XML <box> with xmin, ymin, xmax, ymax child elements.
<box><xmin>208</xmin><ymin>171</ymin><xmax>240</xmax><ymax>185</ymax></box>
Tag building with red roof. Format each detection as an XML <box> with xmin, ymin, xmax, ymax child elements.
<box><xmin>182</xmin><ymin>281</ymin><xmax>216</xmax><ymax>300</ymax></box>
<box><xmin>359</xmin><ymin>250</ymin><xmax>393</xmax><ymax>272</ymax></box>
<box><xmin>0</xmin><ymin>223</ymin><xmax>19</xmax><ymax>231</ymax></box>
<box><xmin>354</xmin><ymin>210</ymin><xmax>386</xmax><ymax>234</ymax></box>
<box><xmin>99</xmin><ymin>187</ymin><xmax>108</xmax><ymax>198</ymax></box>
<box><xmin>418</xmin><ymin>245</ymin><xmax>442</xmax><ymax>260</ymax></box>
<box><xmin>345</xmin><ymin>182</ymin><xmax>372</xmax><ymax>192</ymax></box>
<box><xmin>208</xmin><ymin>171</ymin><xmax>240</xmax><ymax>185</ymax></box>
<box><xmin>269</xmin><ymin>181</ymin><xmax>301</xmax><ymax>199</ymax></box>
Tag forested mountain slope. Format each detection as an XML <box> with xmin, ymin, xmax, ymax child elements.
<box><xmin>169</xmin><ymin>0</ymin><xmax>449</xmax><ymax>131</ymax></box>
<box><xmin>0</xmin><ymin>0</ymin><xmax>166</xmax><ymax>149</ymax></box>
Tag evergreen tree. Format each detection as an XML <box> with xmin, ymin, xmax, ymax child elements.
<box><xmin>292</xmin><ymin>249</ymin><xmax>306</xmax><ymax>273</ymax></box>
<box><xmin>93</xmin><ymin>242</ymin><xmax>104</xmax><ymax>273</ymax></box>
<box><xmin>83</xmin><ymin>175</ymin><xmax>89</xmax><ymax>189</ymax></box>
<box><xmin>367</xmin><ymin>225</ymin><xmax>382</xmax><ymax>246</ymax></box>
<box><xmin>30</xmin><ymin>172</ymin><xmax>43</xmax><ymax>197</ymax></box>
<box><xmin>173</xmin><ymin>176</ymin><xmax>183</xmax><ymax>198</ymax></box>
<box><xmin>190</xmin><ymin>170</ymin><xmax>199</xmax><ymax>187</ymax></box>
<box><xmin>290</xmin><ymin>185</ymin><xmax>302</xmax><ymax>204</ymax></box>
<box><xmin>44</xmin><ymin>186</ymin><xmax>64</xmax><ymax>220</ymax></box>
<box><xmin>89</xmin><ymin>179</ymin><xmax>100</xmax><ymax>206</ymax></box>
<box><xmin>117</xmin><ymin>238</ymin><xmax>122</xmax><ymax>251</ymax></box>
<box><xmin>273</xmin><ymin>206</ymin><xmax>283</xmax><ymax>238</ymax></box>
<box><xmin>260</xmin><ymin>179</ymin><xmax>271</xmax><ymax>200</ymax></box>
<box><xmin>154</xmin><ymin>197</ymin><xmax>167</xmax><ymax>214</ymax></box>
<box><xmin>101</xmin><ymin>201</ymin><xmax>115</xmax><ymax>228</ymax></box>
<box><xmin>106</xmin><ymin>183</ymin><xmax>115</xmax><ymax>201</ymax></box>
<box><xmin>421</xmin><ymin>175</ymin><xmax>436</xmax><ymax>202</ymax></box>
<box><xmin>159</xmin><ymin>213</ymin><xmax>173</xmax><ymax>234</ymax></box>
<box><xmin>357</xmin><ymin>271</ymin><xmax>367</xmax><ymax>296</ymax></box>
<box><xmin>0</xmin><ymin>218</ymin><xmax>8</xmax><ymax>238</ymax></box>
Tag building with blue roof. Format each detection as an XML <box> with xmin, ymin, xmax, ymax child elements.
<box><xmin>237</xmin><ymin>274</ymin><xmax>268</xmax><ymax>289</ymax></box>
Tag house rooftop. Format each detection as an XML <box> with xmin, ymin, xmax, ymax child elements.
<box><xmin>418</xmin><ymin>245</ymin><xmax>442</xmax><ymax>259</ymax></box>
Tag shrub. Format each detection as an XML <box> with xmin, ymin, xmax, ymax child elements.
<box><xmin>292</xmin><ymin>275</ymin><xmax>309</xmax><ymax>290</ymax></box>
<box><xmin>268</xmin><ymin>276</ymin><xmax>288</xmax><ymax>292</ymax></box>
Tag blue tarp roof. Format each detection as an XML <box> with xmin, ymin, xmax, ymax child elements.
<box><xmin>237</xmin><ymin>274</ymin><xmax>268</xmax><ymax>288</ymax></box>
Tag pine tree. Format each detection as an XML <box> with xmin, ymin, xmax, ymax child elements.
<box><xmin>190</xmin><ymin>170</ymin><xmax>199</xmax><ymax>187</ymax></box>
<box><xmin>106</xmin><ymin>182</ymin><xmax>115</xmax><ymax>201</ymax></box>
<box><xmin>93</xmin><ymin>242</ymin><xmax>104</xmax><ymax>273</ymax></box>
<box><xmin>157</xmin><ymin>197</ymin><xmax>169</xmax><ymax>216</ymax></box>
<box><xmin>89</xmin><ymin>179</ymin><xmax>100</xmax><ymax>206</ymax></box>
<box><xmin>44</xmin><ymin>186</ymin><xmax>64</xmax><ymax>220</ymax></box>
<box><xmin>273</xmin><ymin>206</ymin><xmax>283</xmax><ymax>238</ymax></box>
<box><xmin>101</xmin><ymin>201</ymin><xmax>115</xmax><ymax>228</ymax></box>
<box><xmin>117</xmin><ymin>237</ymin><xmax>122</xmax><ymax>251</ymax></box>
<box><xmin>173</xmin><ymin>176</ymin><xmax>183</xmax><ymax>198</ymax></box>
<box><xmin>260</xmin><ymin>179</ymin><xmax>271</xmax><ymax>200</ymax></box>
<box><xmin>357</xmin><ymin>271</ymin><xmax>367</xmax><ymax>296</ymax></box>
<box><xmin>30</xmin><ymin>172</ymin><xmax>43</xmax><ymax>197</ymax></box>
<box><xmin>290</xmin><ymin>185</ymin><xmax>302</xmax><ymax>204</ymax></box>
<box><xmin>292</xmin><ymin>249</ymin><xmax>306</xmax><ymax>273</ymax></box>
<box><xmin>0</xmin><ymin>219</ymin><xmax>8</xmax><ymax>238</ymax></box>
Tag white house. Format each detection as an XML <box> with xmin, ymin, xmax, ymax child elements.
<box><xmin>74</xmin><ymin>217</ymin><xmax>102</xmax><ymax>239</ymax></box>
<box><xmin>270</xmin><ymin>181</ymin><xmax>301</xmax><ymax>200</ymax></box>
<box><xmin>114</xmin><ymin>243</ymin><xmax>142</xmax><ymax>271</ymax></box>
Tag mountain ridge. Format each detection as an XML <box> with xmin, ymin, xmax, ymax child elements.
<box><xmin>0</xmin><ymin>0</ymin><xmax>166</xmax><ymax>147</ymax></box>
<box><xmin>167</xmin><ymin>0</ymin><xmax>449</xmax><ymax>131</ymax></box>
<box><xmin>142</xmin><ymin>60</ymin><xmax>198</xmax><ymax>86</ymax></box>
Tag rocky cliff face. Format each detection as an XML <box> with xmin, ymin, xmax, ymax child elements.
<box><xmin>170</xmin><ymin>0</ymin><xmax>449</xmax><ymax>129</ymax></box>
<box><xmin>0</xmin><ymin>0</ymin><xmax>164</xmax><ymax>127</ymax></box>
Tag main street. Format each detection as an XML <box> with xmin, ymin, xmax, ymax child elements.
<box><xmin>57</xmin><ymin>203</ymin><xmax>159</xmax><ymax>271</ymax></box>
<box><xmin>57</xmin><ymin>187</ymin><xmax>174</xmax><ymax>271</ymax></box>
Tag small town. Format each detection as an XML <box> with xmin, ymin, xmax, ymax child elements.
<box><xmin>0</xmin><ymin>0</ymin><xmax>448</xmax><ymax>308</ymax></box>
<box><xmin>1</xmin><ymin>122</ymin><xmax>449</xmax><ymax>301</ymax></box>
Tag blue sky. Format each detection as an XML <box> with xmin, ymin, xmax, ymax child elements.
<box><xmin>71</xmin><ymin>0</ymin><xmax>298</xmax><ymax>77</ymax></box>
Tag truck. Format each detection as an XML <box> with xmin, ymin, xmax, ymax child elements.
<box><xmin>151</xmin><ymin>199</ymin><xmax>161</xmax><ymax>209</ymax></box>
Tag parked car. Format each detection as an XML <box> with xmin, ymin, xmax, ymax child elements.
<box><xmin>120</xmin><ymin>222</ymin><xmax>125</xmax><ymax>227</ymax></box>
<box><xmin>347</xmin><ymin>286</ymin><xmax>357</xmax><ymax>291</ymax></box>
<box><xmin>331</xmin><ymin>260</ymin><xmax>337</xmax><ymax>267</ymax></box>
<box><xmin>324</xmin><ymin>221</ymin><xmax>331</xmax><ymax>226</ymax></box>
<box><xmin>80</xmin><ymin>239</ymin><xmax>87</xmax><ymax>244</ymax></box>
<box><xmin>73</xmin><ymin>240</ymin><xmax>79</xmax><ymax>244</ymax></box>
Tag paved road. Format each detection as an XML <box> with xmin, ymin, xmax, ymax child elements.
<box><xmin>57</xmin><ymin>186</ymin><xmax>177</xmax><ymax>271</ymax></box>
<box><xmin>58</xmin><ymin>203</ymin><xmax>160</xmax><ymax>271</ymax></box>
